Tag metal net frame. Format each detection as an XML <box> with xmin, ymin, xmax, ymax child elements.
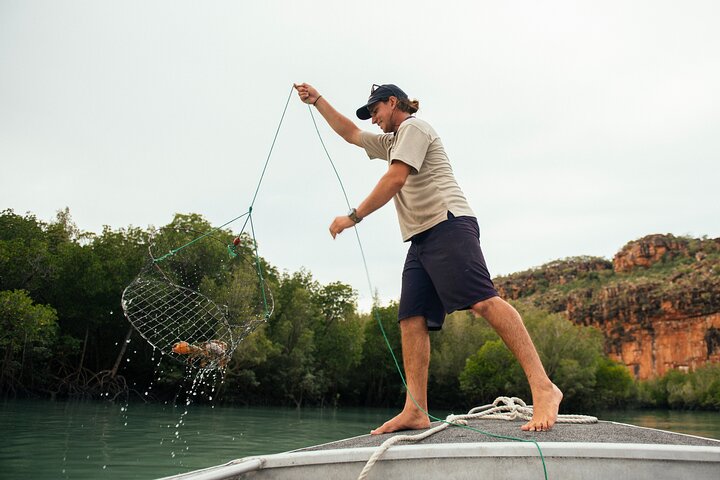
<box><xmin>121</xmin><ymin>226</ymin><xmax>273</xmax><ymax>370</ymax></box>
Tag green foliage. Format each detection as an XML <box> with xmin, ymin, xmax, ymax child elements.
<box><xmin>1</xmin><ymin>208</ymin><xmax>717</xmax><ymax>413</ymax></box>
<box><xmin>312</xmin><ymin>282</ymin><xmax>364</xmax><ymax>404</ymax></box>
<box><xmin>460</xmin><ymin>339</ymin><xmax>527</xmax><ymax>404</ymax></box>
<box><xmin>457</xmin><ymin>304</ymin><xmax>617</xmax><ymax>412</ymax></box>
<box><xmin>429</xmin><ymin>312</ymin><xmax>499</xmax><ymax>408</ymax></box>
<box><xmin>0</xmin><ymin>290</ymin><xmax>57</xmax><ymax>347</ymax></box>
<box><xmin>594</xmin><ymin>357</ymin><xmax>636</xmax><ymax>407</ymax></box>
<box><xmin>259</xmin><ymin>271</ymin><xmax>322</xmax><ymax>406</ymax></box>
<box><xmin>494</xmin><ymin>235</ymin><xmax>720</xmax><ymax>323</ymax></box>
<box><xmin>523</xmin><ymin>305</ymin><xmax>604</xmax><ymax>410</ymax></box>
<box><xmin>637</xmin><ymin>365</ymin><xmax>720</xmax><ymax>410</ymax></box>
<box><xmin>350</xmin><ymin>303</ymin><xmax>404</xmax><ymax>406</ymax></box>
<box><xmin>0</xmin><ymin>210</ymin><xmax>55</xmax><ymax>299</ymax></box>
<box><xmin>152</xmin><ymin>213</ymin><xmax>232</xmax><ymax>290</ymax></box>
<box><xmin>223</xmin><ymin>271</ymin><xmax>365</xmax><ymax>407</ymax></box>
<box><xmin>494</xmin><ymin>256</ymin><xmax>614</xmax><ymax>298</ymax></box>
<box><xmin>0</xmin><ymin>289</ymin><xmax>58</xmax><ymax>394</ymax></box>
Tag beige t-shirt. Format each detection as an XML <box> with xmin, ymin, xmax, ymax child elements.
<box><xmin>360</xmin><ymin>118</ymin><xmax>475</xmax><ymax>241</ymax></box>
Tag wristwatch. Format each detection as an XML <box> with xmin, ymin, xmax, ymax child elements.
<box><xmin>348</xmin><ymin>208</ymin><xmax>363</xmax><ymax>223</ymax></box>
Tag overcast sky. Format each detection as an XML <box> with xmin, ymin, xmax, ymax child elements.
<box><xmin>2</xmin><ymin>1</ymin><xmax>719</xmax><ymax>310</ymax></box>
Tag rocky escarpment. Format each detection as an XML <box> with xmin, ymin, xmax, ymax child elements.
<box><xmin>495</xmin><ymin>234</ymin><xmax>720</xmax><ymax>379</ymax></box>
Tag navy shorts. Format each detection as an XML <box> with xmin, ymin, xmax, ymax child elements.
<box><xmin>398</xmin><ymin>213</ymin><xmax>498</xmax><ymax>330</ymax></box>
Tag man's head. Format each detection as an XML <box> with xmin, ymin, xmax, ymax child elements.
<box><xmin>356</xmin><ymin>84</ymin><xmax>408</xmax><ymax>120</ymax></box>
<box><xmin>356</xmin><ymin>84</ymin><xmax>419</xmax><ymax>133</ymax></box>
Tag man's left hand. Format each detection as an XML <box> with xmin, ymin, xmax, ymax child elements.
<box><xmin>329</xmin><ymin>215</ymin><xmax>356</xmax><ymax>239</ymax></box>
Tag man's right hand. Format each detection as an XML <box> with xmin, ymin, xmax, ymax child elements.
<box><xmin>293</xmin><ymin>83</ymin><xmax>362</xmax><ymax>147</ymax></box>
<box><xmin>294</xmin><ymin>83</ymin><xmax>320</xmax><ymax>105</ymax></box>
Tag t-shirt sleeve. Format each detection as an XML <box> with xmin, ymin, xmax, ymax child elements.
<box><xmin>390</xmin><ymin>124</ymin><xmax>432</xmax><ymax>174</ymax></box>
<box><xmin>360</xmin><ymin>131</ymin><xmax>391</xmax><ymax>160</ymax></box>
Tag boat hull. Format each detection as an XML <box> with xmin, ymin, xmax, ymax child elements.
<box><xmin>162</xmin><ymin>441</ymin><xmax>720</xmax><ymax>480</ymax></box>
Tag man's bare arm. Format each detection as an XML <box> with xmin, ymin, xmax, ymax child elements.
<box><xmin>294</xmin><ymin>83</ymin><xmax>362</xmax><ymax>146</ymax></box>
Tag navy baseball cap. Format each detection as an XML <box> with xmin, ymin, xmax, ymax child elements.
<box><xmin>356</xmin><ymin>84</ymin><xmax>408</xmax><ymax>120</ymax></box>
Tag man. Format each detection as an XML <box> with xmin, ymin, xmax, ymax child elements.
<box><xmin>294</xmin><ymin>82</ymin><xmax>563</xmax><ymax>433</ymax></box>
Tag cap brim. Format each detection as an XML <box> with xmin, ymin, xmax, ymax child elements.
<box><xmin>356</xmin><ymin>105</ymin><xmax>372</xmax><ymax>120</ymax></box>
<box><xmin>356</xmin><ymin>90</ymin><xmax>389</xmax><ymax>120</ymax></box>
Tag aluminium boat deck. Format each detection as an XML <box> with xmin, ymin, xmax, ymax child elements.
<box><xmin>161</xmin><ymin>418</ymin><xmax>720</xmax><ymax>480</ymax></box>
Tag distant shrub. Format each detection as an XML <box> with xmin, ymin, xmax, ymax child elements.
<box><xmin>636</xmin><ymin>364</ymin><xmax>720</xmax><ymax>410</ymax></box>
<box><xmin>594</xmin><ymin>357</ymin><xmax>636</xmax><ymax>408</ymax></box>
<box><xmin>458</xmin><ymin>305</ymin><xmax>617</xmax><ymax>412</ymax></box>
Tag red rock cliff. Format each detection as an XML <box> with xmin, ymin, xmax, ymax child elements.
<box><xmin>495</xmin><ymin>234</ymin><xmax>720</xmax><ymax>379</ymax></box>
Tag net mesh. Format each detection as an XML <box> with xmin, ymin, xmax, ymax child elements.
<box><xmin>121</xmin><ymin>228</ymin><xmax>273</xmax><ymax>370</ymax></box>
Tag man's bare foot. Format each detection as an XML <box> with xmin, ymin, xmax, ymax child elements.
<box><xmin>521</xmin><ymin>383</ymin><xmax>563</xmax><ymax>432</ymax></box>
<box><xmin>371</xmin><ymin>409</ymin><xmax>430</xmax><ymax>435</ymax></box>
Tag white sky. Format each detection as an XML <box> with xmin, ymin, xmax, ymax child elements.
<box><xmin>2</xmin><ymin>1</ymin><xmax>719</xmax><ymax>311</ymax></box>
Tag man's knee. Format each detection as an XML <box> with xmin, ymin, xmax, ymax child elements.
<box><xmin>400</xmin><ymin>315</ymin><xmax>428</xmax><ymax>334</ymax></box>
<box><xmin>471</xmin><ymin>295</ymin><xmax>504</xmax><ymax>319</ymax></box>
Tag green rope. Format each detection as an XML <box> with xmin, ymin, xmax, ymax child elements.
<box><xmin>152</xmin><ymin>87</ymin><xmax>296</xmax><ymax>324</ymax></box>
<box><xmin>249</xmin><ymin>210</ymin><xmax>270</xmax><ymax>318</ymax></box>
<box><xmin>154</xmin><ymin>85</ymin><xmax>295</xmax><ymax>265</ymax></box>
<box><xmin>249</xmin><ymin>85</ymin><xmax>295</xmax><ymax>210</ymax></box>
<box><xmin>153</xmin><ymin>211</ymin><xmax>250</xmax><ymax>263</ymax></box>
<box><xmin>306</xmin><ymin>105</ymin><xmax>548</xmax><ymax>479</ymax></box>
<box><xmin>308</xmin><ymin>102</ymin><xmax>353</xmax><ymax>207</ymax></box>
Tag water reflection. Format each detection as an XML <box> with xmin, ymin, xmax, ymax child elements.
<box><xmin>597</xmin><ymin>409</ymin><xmax>720</xmax><ymax>441</ymax></box>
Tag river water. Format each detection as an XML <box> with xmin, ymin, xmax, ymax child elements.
<box><xmin>1</xmin><ymin>399</ymin><xmax>719</xmax><ymax>480</ymax></box>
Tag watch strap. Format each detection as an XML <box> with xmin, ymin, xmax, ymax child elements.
<box><xmin>348</xmin><ymin>208</ymin><xmax>363</xmax><ymax>223</ymax></box>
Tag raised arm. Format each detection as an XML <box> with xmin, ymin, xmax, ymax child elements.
<box><xmin>294</xmin><ymin>83</ymin><xmax>362</xmax><ymax>147</ymax></box>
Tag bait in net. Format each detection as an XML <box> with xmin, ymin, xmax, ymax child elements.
<box><xmin>121</xmin><ymin>223</ymin><xmax>273</xmax><ymax>370</ymax></box>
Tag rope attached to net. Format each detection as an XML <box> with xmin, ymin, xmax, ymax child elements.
<box><xmin>357</xmin><ymin>396</ymin><xmax>598</xmax><ymax>480</ymax></box>
<box><xmin>145</xmin><ymin>86</ymin><xmax>296</xmax><ymax>327</ymax></box>
<box><xmin>153</xmin><ymin>84</ymin><xmax>296</xmax><ymax>266</ymax></box>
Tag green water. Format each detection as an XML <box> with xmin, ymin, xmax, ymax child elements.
<box><xmin>1</xmin><ymin>399</ymin><xmax>719</xmax><ymax>480</ymax></box>
<box><xmin>0</xmin><ymin>399</ymin><xmax>394</xmax><ymax>479</ymax></box>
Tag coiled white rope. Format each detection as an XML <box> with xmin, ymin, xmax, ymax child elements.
<box><xmin>357</xmin><ymin>396</ymin><xmax>598</xmax><ymax>480</ymax></box>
